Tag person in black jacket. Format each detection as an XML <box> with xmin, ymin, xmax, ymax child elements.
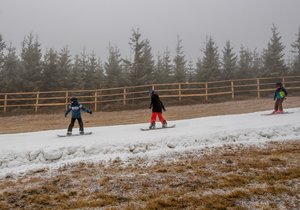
<box><xmin>149</xmin><ymin>90</ymin><xmax>167</xmax><ymax>129</ymax></box>
<box><xmin>272</xmin><ymin>82</ymin><xmax>288</xmax><ymax>114</ymax></box>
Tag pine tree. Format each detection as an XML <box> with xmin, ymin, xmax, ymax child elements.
<box><xmin>154</xmin><ymin>48</ymin><xmax>173</xmax><ymax>83</ymax></box>
<box><xmin>105</xmin><ymin>45</ymin><xmax>124</xmax><ymax>87</ymax></box>
<box><xmin>187</xmin><ymin>59</ymin><xmax>196</xmax><ymax>82</ymax></box>
<box><xmin>162</xmin><ymin>48</ymin><xmax>173</xmax><ymax>83</ymax></box>
<box><xmin>262</xmin><ymin>24</ymin><xmax>287</xmax><ymax>76</ymax></box>
<box><xmin>141</xmin><ymin>39</ymin><xmax>155</xmax><ymax>84</ymax></box>
<box><xmin>291</xmin><ymin>28</ymin><xmax>300</xmax><ymax>75</ymax></box>
<box><xmin>221</xmin><ymin>41</ymin><xmax>237</xmax><ymax>80</ymax></box>
<box><xmin>71</xmin><ymin>54</ymin><xmax>84</xmax><ymax>89</ymax></box>
<box><xmin>83</xmin><ymin>52</ymin><xmax>104</xmax><ymax>89</ymax></box>
<box><xmin>41</xmin><ymin>48</ymin><xmax>59</xmax><ymax>91</ymax></box>
<box><xmin>200</xmin><ymin>36</ymin><xmax>220</xmax><ymax>81</ymax></box>
<box><xmin>251</xmin><ymin>49</ymin><xmax>262</xmax><ymax>77</ymax></box>
<box><xmin>195</xmin><ymin>58</ymin><xmax>203</xmax><ymax>81</ymax></box>
<box><xmin>1</xmin><ymin>43</ymin><xmax>22</xmax><ymax>92</ymax></box>
<box><xmin>20</xmin><ymin>33</ymin><xmax>43</xmax><ymax>91</ymax></box>
<box><xmin>0</xmin><ymin>34</ymin><xmax>5</xmax><ymax>71</ymax></box>
<box><xmin>236</xmin><ymin>46</ymin><xmax>253</xmax><ymax>78</ymax></box>
<box><xmin>173</xmin><ymin>36</ymin><xmax>187</xmax><ymax>82</ymax></box>
<box><xmin>128</xmin><ymin>29</ymin><xmax>145</xmax><ymax>85</ymax></box>
<box><xmin>57</xmin><ymin>46</ymin><xmax>72</xmax><ymax>89</ymax></box>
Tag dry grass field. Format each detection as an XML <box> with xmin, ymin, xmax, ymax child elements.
<box><xmin>0</xmin><ymin>98</ymin><xmax>299</xmax><ymax>209</ymax></box>
<box><xmin>0</xmin><ymin>141</ymin><xmax>299</xmax><ymax>209</ymax></box>
<box><xmin>1</xmin><ymin>97</ymin><xmax>300</xmax><ymax>134</ymax></box>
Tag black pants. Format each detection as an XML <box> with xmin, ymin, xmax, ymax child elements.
<box><xmin>68</xmin><ymin>118</ymin><xmax>84</xmax><ymax>132</ymax></box>
<box><xmin>274</xmin><ymin>98</ymin><xmax>284</xmax><ymax>111</ymax></box>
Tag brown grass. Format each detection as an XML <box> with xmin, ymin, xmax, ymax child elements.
<box><xmin>0</xmin><ymin>141</ymin><xmax>299</xmax><ymax>209</ymax></box>
<box><xmin>1</xmin><ymin>97</ymin><xmax>300</xmax><ymax>134</ymax></box>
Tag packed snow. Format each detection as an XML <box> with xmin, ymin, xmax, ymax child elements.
<box><xmin>1</xmin><ymin>108</ymin><xmax>300</xmax><ymax>179</ymax></box>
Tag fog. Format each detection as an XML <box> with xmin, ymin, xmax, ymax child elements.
<box><xmin>1</xmin><ymin>0</ymin><xmax>299</xmax><ymax>59</ymax></box>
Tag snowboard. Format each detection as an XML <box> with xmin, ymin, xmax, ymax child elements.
<box><xmin>140</xmin><ymin>124</ymin><xmax>176</xmax><ymax>131</ymax></box>
<box><xmin>261</xmin><ymin>112</ymin><xmax>293</xmax><ymax>116</ymax></box>
<box><xmin>57</xmin><ymin>131</ymin><xmax>92</xmax><ymax>137</ymax></box>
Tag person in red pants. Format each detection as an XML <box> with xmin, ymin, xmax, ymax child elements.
<box><xmin>148</xmin><ymin>90</ymin><xmax>167</xmax><ymax>129</ymax></box>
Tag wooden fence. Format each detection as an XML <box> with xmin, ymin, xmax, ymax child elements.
<box><xmin>0</xmin><ymin>75</ymin><xmax>300</xmax><ymax>112</ymax></box>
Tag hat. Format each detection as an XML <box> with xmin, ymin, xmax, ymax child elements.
<box><xmin>70</xmin><ymin>96</ymin><xmax>78</xmax><ymax>102</ymax></box>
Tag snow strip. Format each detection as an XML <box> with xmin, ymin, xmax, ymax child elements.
<box><xmin>0</xmin><ymin>108</ymin><xmax>300</xmax><ymax>179</ymax></box>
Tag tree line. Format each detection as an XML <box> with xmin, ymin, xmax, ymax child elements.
<box><xmin>0</xmin><ymin>25</ymin><xmax>300</xmax><ymax>93</ymax></box>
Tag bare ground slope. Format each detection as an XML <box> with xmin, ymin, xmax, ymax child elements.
<box><xmin>1</xmin><ymin>97</ymin><xmax>300</xmax><ymax>134</ymax></box>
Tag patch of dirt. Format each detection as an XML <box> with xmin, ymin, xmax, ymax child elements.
<box><xmin>1</xmin><ymin>97</ymin><xmax>300</xmax><ymax>134</ymax></box>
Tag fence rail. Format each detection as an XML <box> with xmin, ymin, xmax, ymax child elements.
<box><xmin>1</xmin><ymin>75</ymin><xmax>300</xmax><ymax>112</ymax></box>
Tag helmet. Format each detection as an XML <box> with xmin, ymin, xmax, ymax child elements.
<box><xmin>275</xmin><ymin>82</ymin><xmax>282</xmax><ymax>87</ymax></box>
<box><xmin>70</xmin><ymin>96</ymin><xmax>78</xmax><ymax>102</ymax></box>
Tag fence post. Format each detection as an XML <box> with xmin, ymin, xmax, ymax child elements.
<box><xmin>65</xmin><ymin>91</ymin><xmax>69</xmax><ymax>110</ymax></box>
<box><xmin>4</xmin><ymin>94</ymin><xmax>7</xmax><ymax>112</ymax></box>
<box><xmin>205</xmin><ymin>82</ymin><xmax>208</xmax><ymax>101</ymax></box>
<box><xmin>256</xmin><ymin>78</ymin><xmax>260</xmax><ymax>98</ymax></box>
<box><xmin>282</xmin><ymin>77</ymin><xmax>286</xmax><ymax>87</ymax></box>
<box><xmin>94</xmin><ymin>91</ymin><xmax>97</xmax><ymax>111</ymax></box>
<box><xmin>123</xmin><ymin>88</ymin><xmax>127</xmax><ymax>105</ymax></box>
<box><xmin>178</xmin><ymin>83</ymin><xmax>182</xmax><ymax>101</ymax></box>
<box><xmin>231</xmin><ymin>81</ymin><xmax>235</xmax><ymax>100</ymax></box>
<box><xmin>35</xmin><ymin>92</ymin><xmax>40</xmax><ymax>112</ymax></box>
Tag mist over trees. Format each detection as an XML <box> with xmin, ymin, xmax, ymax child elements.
<box><xmin>0</xmin><ymin>25</ymin><xmax>299</xmax><ymax>92</ymax></box>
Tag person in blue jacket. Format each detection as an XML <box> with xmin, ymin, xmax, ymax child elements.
<box><xmin>65</xmin><ymin>97</ymin><xmax>92</xmax><ymax>135</ymax></box>
<box><xmin>273</xmin><ymin>82</ymin><xmax>288</xmax><ymax>114</ymax></box>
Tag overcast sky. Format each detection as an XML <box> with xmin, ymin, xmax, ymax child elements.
<box><xmin>0</xmin><ymin>0</ymin><xmax>299</xmax><ymax>61</ymax></box>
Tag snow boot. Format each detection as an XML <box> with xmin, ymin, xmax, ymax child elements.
<box><xmin>80</xmin><ymin>131</ymin><xmax>85</xmax><ymax>135</ymax></box>
<box><xmin>149</xmin><ymin>122</ymin><xmax>155</xmax><ymax>129</ymax></box>
<box><xmin>67</xmin><ymin>131</ymin><xmax>72</xmax><ymax>136</ymax></box>
<box><xmin>162</xmin><ymin>120</ymin><xmax>167</xmax><ymax>128</ymax></box>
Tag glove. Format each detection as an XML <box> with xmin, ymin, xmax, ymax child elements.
<box><xmin>88</xmin><ymin>110</ymin><xmax>92</xmax><ymax>114</ymax></box>
<box><xmin>64</xmin><ymin>113</ymin><xmax>68</xmax><ymax>118</ymax></box>
<box><xmin>163</xmin><ymin>108</ymin><xmax>166</xmax><ymax>112</ymax></box>
<box><xmin>149</xmin><ymin>106</ymin><xmax>152</xmax><ymax>109</ymax></box>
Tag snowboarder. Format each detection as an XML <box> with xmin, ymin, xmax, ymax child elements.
<box><xmin>148</xmin><ymin>90</ymin><xmax>167</xmax><ymax>129</ymax></box>
<box><xmin>65</xmin><ymin>97</ymin><xmax>92</xmax><ymax>135</ymax></box>
<box><xmin>272</xmin><ymin>82</ymin><xmax>288</xmax><ymax>114</ymax></box>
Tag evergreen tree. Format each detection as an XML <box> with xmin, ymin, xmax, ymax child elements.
<box><xmin>199</xmin><ymin>36</ymin><xmax>220</xmax><ymax>81</ymax></box>
<box><xmin>0</xmin><ymin>34</ymin><xmax>5</xmax><ymax>71</ymax></box>
<box><xmin>20</xmin><ymin>33</ymin><xmax>43</xmax><ymax>91</ymax></box>
<box><xmin>262</xmin><ymin>25</ymin><xmax>287</xmax><ymax>76</ymax></box>
<box><xmin>83</xmin><ymin>52</ymin><xmax>104</xmax><ymax>89</ymax></box>
<box><xmin>71</xmin><ymin>54</ymin><xmax>84</xmax><ymax>89</ymax></box>
<box><xmin>291</xmin><ymin>28</ymin><xmax>300</xmax><ymax>74</ymax></box>
<box><xmin>57</xmin><ymin>46</ymin><xmax>72</xmax><ymax>89</ymax></box>
<box><xmin>141</xmin><ymin>39</ymin><xmax>155</xmax><ymax>83</ymax></box>
<box><xmin>251</xmin><ymin>49</ymin><xmax>262</xmax><ymax>77</ymax></box>
<box><xmin>173</xmin><ymin>36</ymin><xmax>187</xmax><ymax>82</ymax></box>
<box><xmin>221</xmin><ymin>41</ymin><xmax>237</xmax><ymax>80</ymax></box>
<box><xmin>236</xmin><ymin>46</ymin><xmax>253</xmax><ymax>78</ymax></box>
<box><xmin>128</xmin><ymin>29</ymin><xmax>145</xmax><ymax>85</ymax></box>
<box><xmin>105</xmin><ymin>45</ymin><xmax>124</xmax><ymax>87</ymax></box>
<box><xmin>154</xmin><ymin>48</ymin><xmax>173</xmax><ymax>83</ymax></box>
<box><xmin>41</xmin><ymin>48</ymin><xmax>59</xmax><ymax>90</ymax></box>
<box><xmin>187</xmin><ymin>59</ymin><xmax>196</xmax><ymax>82</ymax></box>
<box><xmin>195</xmin><ymin>58</ymin><xmax>203</xmax><ymax>82</ymax></box>
<box><xmin>1</xmin><ymin>43</ymin><xmax>22</xmax><ymax>92</ymax></box>
<box><xmin>161</xmin><ymin>48</ymin><xmax>173</xmax><ymax>83</ymax></box>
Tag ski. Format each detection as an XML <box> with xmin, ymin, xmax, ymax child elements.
<box><xmin>57</xmin><ymin>131</ymin><xmax>92</xmax><ymax>137</ymax></box>
<box><xmin>140</xmin><ymin>124</ymin><xmax>176</xmax><ymax>131</ymax></box>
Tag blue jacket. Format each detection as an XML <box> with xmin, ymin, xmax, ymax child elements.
<box><xmin>65</xmin><ymin>101</ymin><xmax>91</xmax><ymax>118</ymax></box>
